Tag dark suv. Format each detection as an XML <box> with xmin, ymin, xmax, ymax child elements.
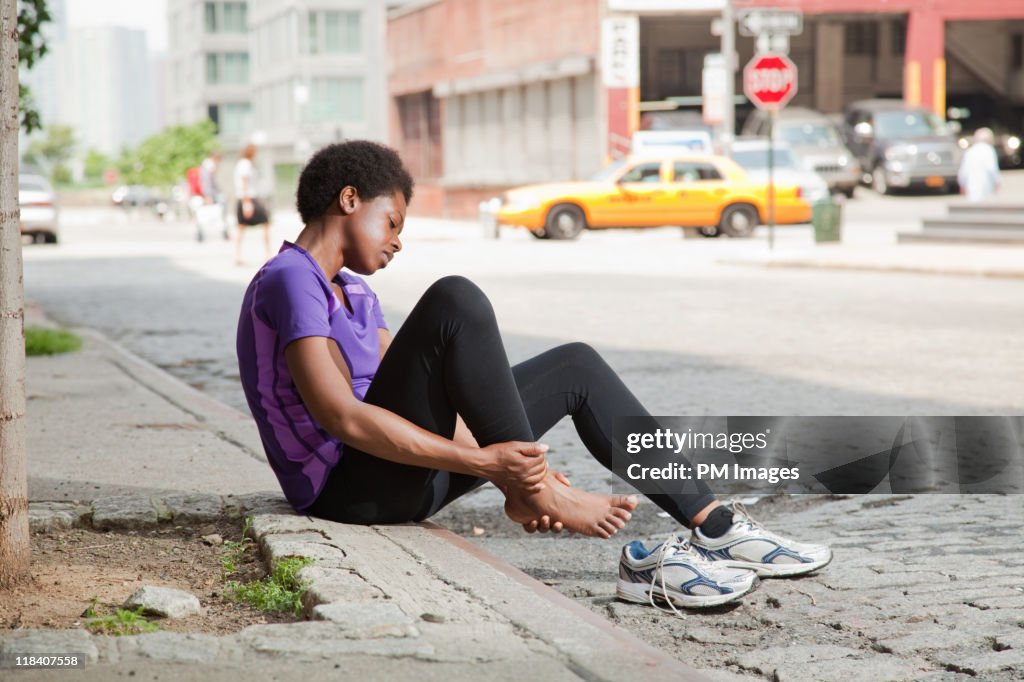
<box><xmin>842</xmin><ymin>99</ymin><xmax>962</xmax><ymax>194</ymax></box>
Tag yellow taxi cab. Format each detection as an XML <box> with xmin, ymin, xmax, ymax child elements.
<box><xmin>495</xmin><ymin>154</ymin><xmax>811</xmax><ymax>239</ymax></box>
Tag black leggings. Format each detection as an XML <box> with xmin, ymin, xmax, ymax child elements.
<box><xmin>306</xmin><ymin>276</ymin><xmax>717</xmax><ymax>526</ymax></box>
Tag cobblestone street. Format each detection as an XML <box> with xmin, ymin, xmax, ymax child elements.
<box><xmin>20</xmin><ymin>202</ymin><xmax>1024</xmax><ymax>679</ymax></box>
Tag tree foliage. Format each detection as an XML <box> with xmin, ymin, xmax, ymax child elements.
<box><xmin>18</xmin><ymin>0</ymin><xmax>50</xmax><ymax>133</ymax></box>
<box><xmin>83</xmin><ymin>149</ymin><xmax>112</xmax><ymax>181</ymax></box>
<box><xmin>22</xmin><ymin>123</ymin><xmax>75</xmax><ymax>178</ymax></box>
<box><xmin>118</xmin><ymin>120</ymin><xmax>218</xmax><ymax>187</ymax></box>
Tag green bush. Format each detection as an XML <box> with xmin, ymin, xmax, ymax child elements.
<box><xmin>24</xmin><ymin>327</ymin><xmax>82</xmax><ymax>356</ymax></box>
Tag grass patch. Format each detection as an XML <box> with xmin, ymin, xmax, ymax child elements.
<box><xmin>25</xmin><ymin>326</ymin><xmax>82</xmax><ymax>356</ymax></box>
<box><xmin>82</xmin><ymin>598</ymin><xmax>160</xmax><ymax>636</ymax></box>
<box><xmin>225</xmin><ymin>556</ymin><xmax>314</xmax><ymax>616</ymax></box>
<box><xmin>220</xmin><ymin>516</ymin><xmax>254</xmax><ymax>576</ymax></box>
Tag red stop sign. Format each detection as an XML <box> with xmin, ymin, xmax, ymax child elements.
<box><xmin>744</xmin><ymin>53</ymin><xmax>798</xmax><ymax>111</ymax></box>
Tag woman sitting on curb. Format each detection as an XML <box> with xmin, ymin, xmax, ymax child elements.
<box><xmin>236</xmin><ymin>141</ymin><xmax>831</xmax><ymax>610</ymax></box>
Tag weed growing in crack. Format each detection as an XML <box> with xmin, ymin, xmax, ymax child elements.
<box><xmin>82</xmin><ymin>598</ymin><xmax>160</xmax><ymax>636</ymax></box>
<box><xmin>225</xmin><ymin>556</ymin><xmax>315</xmax><ymax>616</ymax></box>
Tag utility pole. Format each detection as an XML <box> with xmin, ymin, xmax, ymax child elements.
<box><xmin>720</xmin><ymin>0</ymin><xmax>736</xmax><ymax>155</ymax></box>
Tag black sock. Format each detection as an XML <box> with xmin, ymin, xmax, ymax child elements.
<box><xmin>698</xmin><ymin>506</ymin><xmax>734</xmax><ymax>538</ymax></box>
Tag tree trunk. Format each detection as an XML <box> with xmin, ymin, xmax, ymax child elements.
<box><xmin>0</xmin><ymin>0</ymin><xmax>30</xmax><ymax>588</ymax></box>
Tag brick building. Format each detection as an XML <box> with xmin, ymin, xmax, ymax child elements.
<box><xmin>389</xmin><ymin>0</ymin><xmax>1024</xmax><ymax>218</ymax></box>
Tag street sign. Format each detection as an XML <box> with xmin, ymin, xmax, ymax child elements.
<box><xmin>756</xmin><ymin>32</ymin><xmax>790</xmax><ymax>55</ymax></box>
<box><xmin>601</xmin><ymin>16</ymin><xmax>639</xmax><ymax>88</ymax></box>
<box><xmin>702</xmin><ymin>53</ymin><xmax>727</xmax><ymax>125</ymax></box>
<box><xmin>737</xmin><ymin>9</ymin><xmax>803</xmax><ymax>37</ymax></box>
<box><xmin>743</xmin><ymin>53</ymin><xmax>798</xmax><ymax>111</ymax></box>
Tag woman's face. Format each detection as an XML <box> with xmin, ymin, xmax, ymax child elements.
<box><xmin>341</xmin><ymin>189</ymin><xmax>406</xmax><ymax>275</ymax></box>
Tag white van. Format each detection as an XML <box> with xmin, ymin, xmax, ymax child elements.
<box><xmin>631</xmin><ymin>130</ymin><xmax>714</xmax><ymax>156</ymax></box>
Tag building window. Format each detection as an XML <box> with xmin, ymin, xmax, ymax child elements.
<box><xmin>205</xmin><ymin>53</ymin><xmax>249</xmax><ymax>85</ymax></box>
<box><xmin>891</xmin><ymin>18</ymin><xmax>907</xmax><ymax>56</ymax></box>
<box><xmin>220</xmin><ymin>103</ymin><xmax>253</xmax><ymax>136</ymax></box>
<box><xmin>204</xmin><ymin>2</ymin><xmax>217</xmax><ymax>33</ymax></box>
<box><xmin>223</xmin><ymin>2</ymin><xmax>247</xmax><ymax>32</ymax></box>
<box><xmin>1013</xmin><ymin>34</ymin><xmax>1024</xmax><ymax>70</ymax></box>
<box><xmin>205</xmin><ymin>2</ymin><xmax>247</xmax><ymax>34</ymax></box>
<box><xmin>206</xmin><ymin>54</ymin><xmax>219</xmax><ymax>84</ymax></box>
<box><xmin>845</xmin><ymin>22</ymin><xmax>879</xmax><ymax>56</ymax></box>
<box><xmin>303</xmin><ymin>11</ymin><xmax>361</xmax><ymax>55</ymax></box>
<box><xmin>208</xmin><ymin>102</ymin><xmax>252</xmax><ymax>135</ymax></box>
<box><xmin>305</xmin><ymin>77</ymin><xmax>363</xmax><ymax>123</ymax></box>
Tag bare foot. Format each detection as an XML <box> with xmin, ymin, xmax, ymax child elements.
<box><xmin>504</xmin><ymin>475</ymin><xmax>636</xmax><ymax>539</ymax></box>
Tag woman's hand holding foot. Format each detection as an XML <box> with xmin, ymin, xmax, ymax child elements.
<box><xmin>478</xmin><ymin>441</ymin><xmax>550</xmax><ymax>492</ymax></box>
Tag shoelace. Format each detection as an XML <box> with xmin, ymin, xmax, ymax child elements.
<box><xmin>730</xmin><ymin>501</ymin><xmax>789</xmax><ymax>545</ymax></box>
<box><xmin>648</xmin><ymin>534</ymin><xmax>709</xmax><ymax>619</ymax></box>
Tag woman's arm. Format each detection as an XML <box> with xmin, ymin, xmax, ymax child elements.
<box><xmin>286</xmin><ymin>335</ymin><xmax>546</xmax><ymax>488</ymax></box>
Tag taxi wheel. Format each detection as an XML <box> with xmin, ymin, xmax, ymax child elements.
<box><xmin>544</xmin><ymin>204</ymin><xmax>585</xmax><ymax>240</ymax></box>
<box><xmin>529</xmin><ymin>228</ymin><xmax>548</xmax><ymax>239</ymax></box>
<box><xmin>719</xmin><ymin>204</ymin><xmax>759</xmax><ymax>238</ymax></box>
<box><xmin>699</xmin><ymin>226</ymin><xmax>721</xmax><ymax>238</ymax></box>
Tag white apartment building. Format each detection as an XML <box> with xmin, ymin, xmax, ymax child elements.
<box><xmin>57</xmin><ymin>26</ymin><xmax>160</xmax><ymax>157</ymax></box>
<box><xmin>166</xmin><ymin>1</ymin><xmax>388</xmax><ymax>205</ymax></box>
<box><xmin>165</xmin><ymin>0</ymin><xmax>254</xmax><ymax>146</ymax></box>
<box><xmin>248</xmin><ymin>0</ymin><xmax>388</xmax><ymax>204</ymax></box>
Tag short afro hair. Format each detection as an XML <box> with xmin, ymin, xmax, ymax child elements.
<box><xmin>296</xmin><ymin>140</ymin><xmax>414</xmax><ymax>223</ymax></box>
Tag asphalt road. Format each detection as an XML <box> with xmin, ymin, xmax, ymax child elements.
<box><xmin>22</xmin><ymin>186</ymin><xmax>1024</xmax><ymax>676</ymax></box>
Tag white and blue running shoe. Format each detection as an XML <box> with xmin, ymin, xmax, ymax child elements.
<box><xmin>691</xmin><ymin>502</ymin><xmax>833</xmax><ymax>578</ymax></box>
<box><xmin>617</xmin><ymin>535</ymin><xmax>759</xmax><ymax>612</ymax></box>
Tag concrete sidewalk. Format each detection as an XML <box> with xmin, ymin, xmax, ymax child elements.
<box><xmin>720</xmin><ymin>241</ymin><xmax>1024</xmax><ymax>280</ymax></box>
<box><xmin>5</xmin><ymin>306</ymin><xmax>706</xmax><ymax>681</ymax></box>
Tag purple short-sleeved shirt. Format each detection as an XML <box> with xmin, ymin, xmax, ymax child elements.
<box><xmin>236</xmin><ymin>242</ymin><xmax>388</xmax><ymax>511</ymax></box>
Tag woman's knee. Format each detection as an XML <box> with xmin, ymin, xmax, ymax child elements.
<box><xmin>556</xmin><ymin>342</ymin><xmax>608</xmax><ymax>370</ymax></box>
<box><xmin>423</xmin><ymin>275</ymin><xmax>494</xmax><ymax>324</ymax></box>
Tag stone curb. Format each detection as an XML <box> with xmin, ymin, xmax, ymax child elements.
<box><xmin>718</xmin><ymin>257</ymin><xmax>1024</xmax><ymax>280</ymax></box>
<box><xmin>17</xmin><ymin>505</ymin><xmax>709</xmax><ymax>679</ymax></box>
<box><xmin>29</xmin><ymin>493</ymin><xmax>292</xmax><ymax>534</ymax></box>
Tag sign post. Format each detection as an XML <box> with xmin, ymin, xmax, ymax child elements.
<box><xmin>743</xmin><ymin>52</ymin><xmax>798</xmax><ymax>251</ymax></box>
<box><xmin>702</xmin><ymin>53</ymin><xmax>727</xmax><ymax>125</ymax></box>
<box><xmin>602</xmin><ymin>16</ymin><xmax>640</xmax><ymax>159</ymax></box>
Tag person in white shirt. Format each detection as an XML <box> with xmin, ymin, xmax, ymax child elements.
<box><xmin>233</xmin><ymin>144</ymin><xmax>271</xmax><ymax>265</ymax></box>
<box><xmin>957</xmin><ymin>128</ymin><xmax>1000</xmax><ymax>202</ymax></box>
<box><xmin>195</xmin><ymin>151</ymin><xmax>224</xmax><ymax>242</ymax></box>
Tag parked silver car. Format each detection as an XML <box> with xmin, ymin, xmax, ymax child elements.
<box><xmin>730</xmin><ymin>138</ymin><xmax>830</xmax><ymax>206</ymax></box>
<box><xmin>743</xmin><ymin>107</ymin><xmax>860</xmax><ymax>198</ymax></box>
<box><xmin>19</xmin><ymin>174</ymin><xmax>59</xmax><ymax>244</ymax></box>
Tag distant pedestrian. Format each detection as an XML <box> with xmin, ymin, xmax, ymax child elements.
<box><xmin>958</xmin><ymin>128</ymin><xmax>1000</xmax><ymax>202</ymax></box>
<box><xmin>193</xmin><ymin>150</ymin><xmax>224</xmax><ymax>242</ymax></box>
<box><xmin>233</xmin><ymin>144</ymin><xmax>271</xmax><ymax>265</ymax></box>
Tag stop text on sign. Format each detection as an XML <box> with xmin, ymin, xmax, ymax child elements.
<box><xmin>744</xmin><ymin>52</ymin><xmax>798</xmax><ymax>111</ymax></box>
<box><xmin>747</xmin><ymin>68</ymin><xmax>794</xmax><ymax>93</ymax></box>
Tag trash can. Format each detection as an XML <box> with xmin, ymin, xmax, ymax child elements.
<box><xmin>479</xmin><ymin>198</ymin><xmax>502</xmax><ymax>240</ymax></box>
<box><xmin>812</xmin><ymin>199</ymin><xmax>842</xmax><ymax>243</ymax></box>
